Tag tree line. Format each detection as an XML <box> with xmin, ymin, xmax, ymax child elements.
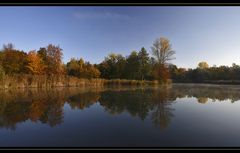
<box><xmin>169</xmin><ymin>62</ymin><xmax>240</xmax><ymax>83</ymax></box>
<box><xmin>0</xmin><ymin>37</ymin><xmax>175</xmax><ymax>83</ymax></box>
<box><xmin>3</xmin><ymin>36</ymin><xmax>239</xmax><ymax>84</ymax></box>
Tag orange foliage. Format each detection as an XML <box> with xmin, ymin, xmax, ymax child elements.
<box><xmin>153</xmin><ymin>64</ymin><xmax>170</xmax><ymax>83</ymax></box>
<box><xmin>26</xmin><ymin>50</ymin><xmax>46</xmax><ymax>75</ymax></box>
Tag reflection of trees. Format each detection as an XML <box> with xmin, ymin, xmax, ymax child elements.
<box><xmin>151</xmin><ymin>104</ymin><xmax>174</xmax><ymax>129</ymax></box>
<box><xmin>99</xmin><ymin>87</ymin><xmax>175</xmax><ymax>129</ymax></box>
<box><xmin>0</xmin><ymin>101</ymin><xmax>30</xmax><ymax>130</ymax></box>
<box><xmin>172</xmin><ymin>84</ymin><xmax>240</xmax><ymax>103</ymax></box>
<box><xmin>0</xmin><ymin>87</ymin><xmax>146</xmax><ymax>130</ymax></box>
<box><xmin>150</xmin><ymin>87</ymin><xmax>175</xmax><ymax>129</ymax></box>
<box><xmin>98</xmin><ymin>84</ymin><xmax>240</xmax><ymax>129</ymax></box>
<box><xmin>99</xmin><ymin>89</ymin><xmax>153</xmax><ymax>120</ymax></box>
<box><xmin>1</xmin><ymin>84</ymin><xmax>240</xmax><ymax>131</ymax></box>
<box><xmin>67</xmin><ymin>92</ymin><xmax>100</xmax><ymax>110</ymax></box>
<box><xmin>0</xmin><ymin>89</ymin><xmax>66</xmax><ymax>129</ymax></box>
<box><xmin>0</xmin><ymin>87</ymin><xmax>102</xmax><ymax>130</ymax></box>
<box><xmin>197</xmin><ymin>97</ymin><xmax>208</xmax><ymax>104</ymax></box>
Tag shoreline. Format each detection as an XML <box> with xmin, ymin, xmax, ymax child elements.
<box><xmin>0</xmin><ymin>75</ymin><xmax>160</xmax><ymax>89</ymax></box>
<box><xmin>173</xmin><ymin>82</ymin><xmax>240</xmax><ymax>87</ymax></box>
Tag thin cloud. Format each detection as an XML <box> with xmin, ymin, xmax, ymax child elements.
<box><xmin>73</xmin><ymin>11</ymin><xmax>131</xmax><ymax>20</ymax></box>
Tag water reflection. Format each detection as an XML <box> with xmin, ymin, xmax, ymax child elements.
<box><xmin>0</xmin><ymin>88</ymin><xmax>103</xmax><ymax>130</ymax></box>
<box><xmin>171</xmin><ymin>84</ymin><xmax>240</xmax><ymax>103</ymax></box>
<box><xmin>0</xmin><ymin>84</ymin><xmax>240</xmax><ymax>130</ymax></box>
<box><xmin>150</xmin><ymin>88</ymin><xmax>175</xmax><ymax>129</ymax></box>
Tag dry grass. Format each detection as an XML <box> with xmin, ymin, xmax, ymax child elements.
<box><xmin>0</xmin><ymin>75</ymin><xmax>161</xmax><ymax>89</ymax></box>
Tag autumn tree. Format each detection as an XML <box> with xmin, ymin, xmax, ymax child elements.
<box><xmin>84</xmin><ymin>62</ymin><xmax>101</xmax><ymax>78</ymax></box>
<box><xmin>67</xmin><ymin>58</ymin><xmax>100</xmax><ymax>79</ymax></box>
<box><xmin>45</xmin><ymin>44</ymin><xmax>65</xmax><ymax>75</ymax></box>
<box><xmin>151</xmin><ymin>37</ymin><xmax>175</xmax><ymax>83</ymax></box>
<box><xmin>26</xmin><ymin>50</ymin><xmax>46</xmax><ymax>75</ymax></box>
<box><xmin>198</xmin><ymin>61</ymin><xmax>209</xmax><ymax>69</ymax></box>
<box><xmin>151</xmin><ymin>37</ymin><xmax>175</xmax><ymax>65</ymax></box>
<box><xmin>1</xmin><ymin>44</ymin><xmax>28</xmax><ymax>74</ymax></box>
<box><xmin>152</xmin><ymin>64</ymin><xmax>170</xmax><ymax>83</ymax></box>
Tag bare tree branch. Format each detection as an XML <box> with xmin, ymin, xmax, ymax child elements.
<box><xmin>151</xmin><ymin>37</ymin><xmax>175</xmax><ymax>65</ymax></box>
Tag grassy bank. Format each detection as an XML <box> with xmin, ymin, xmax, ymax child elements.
<box><xmin>0</xmin><ymin>75</ymin><xmax>161</xmax><ymax>89</ymax></box>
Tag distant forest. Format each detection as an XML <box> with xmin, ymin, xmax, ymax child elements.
<box><xmin>0</xmin><ymin>37</ymin><xmax>239</xmax><ymax>84</ymax></box>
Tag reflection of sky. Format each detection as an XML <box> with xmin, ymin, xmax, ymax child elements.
<box><xmin>0</xmin><ymin>7</ymin><xmax>240</xmax><ymax>68</ymax></box>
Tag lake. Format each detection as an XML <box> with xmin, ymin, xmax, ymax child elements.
<box><xmin>1</xmin><ymin>84</ymin><xmax>240</xmax><ymax>147</ymax></box>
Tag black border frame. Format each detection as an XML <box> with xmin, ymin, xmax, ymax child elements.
<box><xmin>0</xmin><ymin>1</ymin><xmax>240</xmax><ymax>150</ymax></box>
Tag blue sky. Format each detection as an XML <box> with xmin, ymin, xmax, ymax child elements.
<box><xmin>0</xmin><ymin>6</ymin><xmax>240</xmax><ymax>68</ymax></box>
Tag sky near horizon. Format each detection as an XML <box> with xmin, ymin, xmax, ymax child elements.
<box><xmin>0</xmin><ymin>6</ymin><xmax>240</xmax><ymax>68</ymax></box>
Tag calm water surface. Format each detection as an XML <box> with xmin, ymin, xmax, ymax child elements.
<box><xmin>1</xmin><ymin>84</ymin><xmax>240</xmax><ymax>147</ymax></box>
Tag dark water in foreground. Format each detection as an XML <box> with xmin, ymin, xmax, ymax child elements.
<box><xmin>1</xmin><ymin>84</ymin><xmax>240</xmax><ymax>147</ymax></box>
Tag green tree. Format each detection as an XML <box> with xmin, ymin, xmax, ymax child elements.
<box><xmin>125</xmin><ymin>51</ymin><xmax>140</xmax><ymax>80</ymax></box>
<box><xmin>138</xmin><ymin>47</ymin><xmax>150</xmax><ymax>80</ymax></box>
<box><xmin>103</xmin><ymin>53</ymin><xmax>118</xmax><ymax>79</ymax></box>
<box><xmin>97</xmin><ymin>61</ymin><xmax>110</xmax><ymax>79</ymax></box>
<box><xmin>67</xmin><ymin>58</ymin><xmax>81</xmax><ymax>77</ymax></box>
<box><xmin>37</xmin><ymin>47</ymin><xmax>47</xmax><ymax>65</ymax></box>
<box><xmin>115</xmin><ymin>54</ymin><xmax>126</xmax><ymax>79</ymax></box>
<box><xmin>98</xmin><ymin>53</ymin><xmax>126</xmax><ymax>79</ymax></box>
